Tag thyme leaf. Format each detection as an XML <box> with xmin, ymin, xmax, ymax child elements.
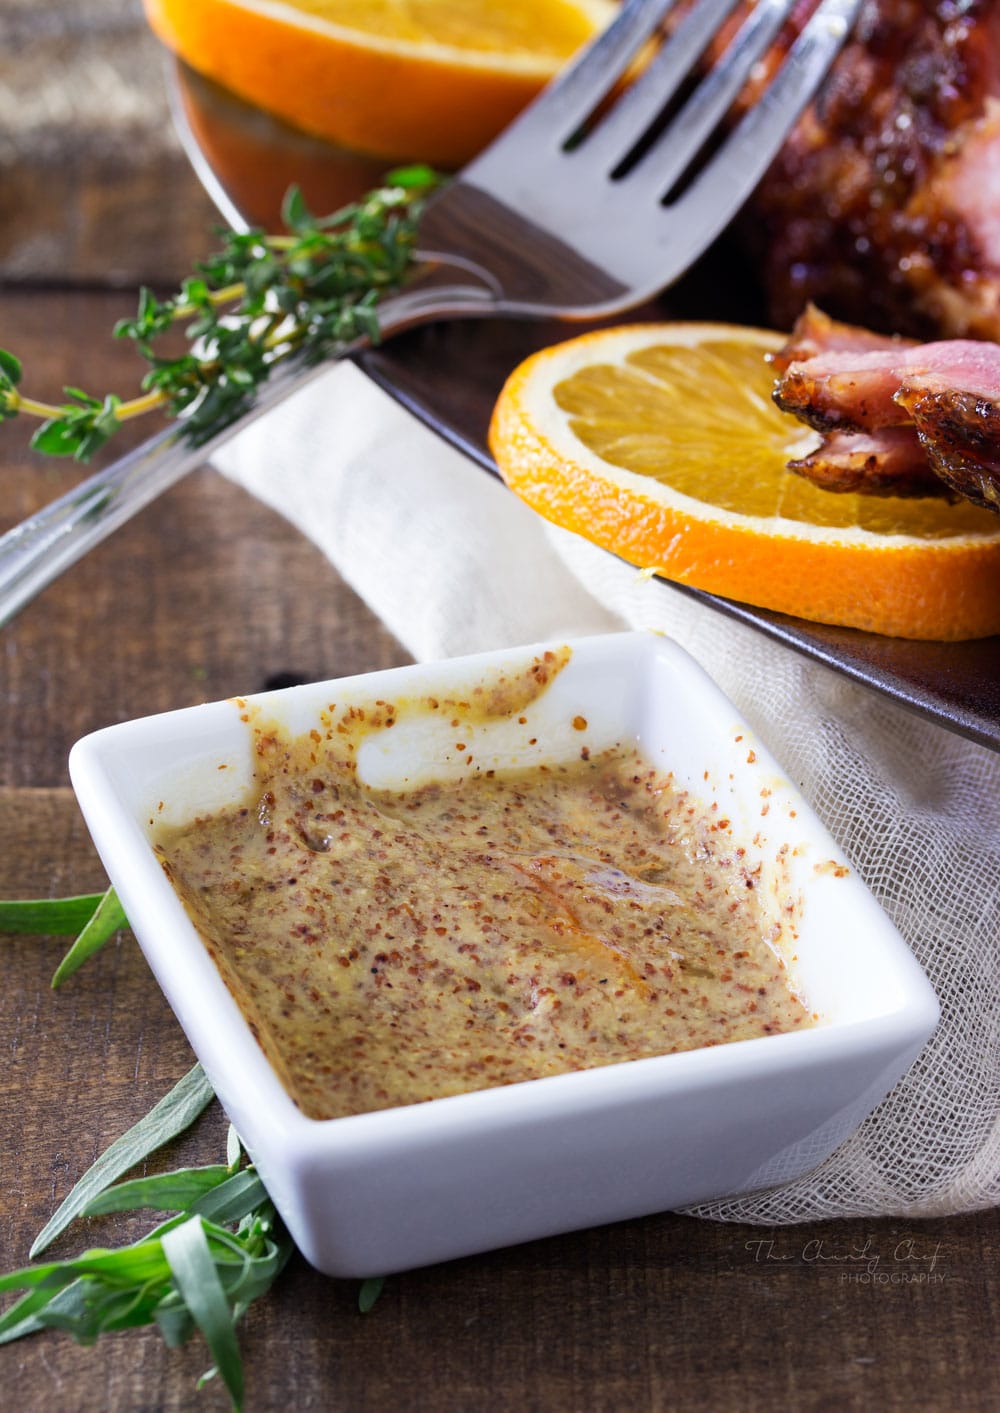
<box><xmin>0</xmin><ymin>166</ymin><xmax>438</xmax><ymax>461</ymax></box>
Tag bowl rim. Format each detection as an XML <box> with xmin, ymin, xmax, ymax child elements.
<box><xmin>68</xmin><ymin>629</ymin><xmax>941</xmax><ymax>1154</ymax></box>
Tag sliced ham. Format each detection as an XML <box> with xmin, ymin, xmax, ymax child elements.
<box><xmin>768</xmin><ymin>303</ymin><xmax>915</xmax><ymax>376</ymax></box>
<box><xmin>897</xmin><ymin>386</ymin><xmax>1000</xmax><ymax>511</ymax></box>
<box><xmin>785</xmin><ymin>427</ymin><xmax>945</xmax><ymax>497</ymax></box>
<box><xmin>770</xmin><ymin>305</ymin><xmax>1000</xmax><ymax>508</ymax></box>
<box><xmin>774</xmin><ymin>340</ymin><xmax>1000</xmax><ymax>433</ymax></box>
<box><xmin>774</xmin><ymin>349</ymin><xmax>917</xmax><ymax>432</ymax></box>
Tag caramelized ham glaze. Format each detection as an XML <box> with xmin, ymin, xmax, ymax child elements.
<box><xmin>898</xmin><ymin>386</ymin><xmax>1000</xmax><ymax>509</ymax></box>
<box><xmin>785</xmin><ymin>427</ymin><xmax>944</xmax><ymax>495</ymax></box>
<box><xmin>743</xmin><ymin>0</ymin><xmax>1000</xmax><ymax>341</ymax></box>
<box><xmin>771</xmin><ymin>305</ymin><xmax>1000</xmax><ymax>505</ymax></box>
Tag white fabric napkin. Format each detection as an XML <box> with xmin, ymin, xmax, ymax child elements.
<box><xmin>213</xmin><ymin>360</ymin><xmax>1000</xmax><ymax>1222</ymax></box>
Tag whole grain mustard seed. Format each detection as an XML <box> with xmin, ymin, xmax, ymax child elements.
<box><xmin>156</xmin><ymin>661</ymin><xmax>812</xmax><ymax>1121</ymax></box>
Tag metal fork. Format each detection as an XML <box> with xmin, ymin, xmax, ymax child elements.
<box><xmin>0</xmin><ymin>0</ymin><xmax>860</xmax><ymax>625</ymax></box>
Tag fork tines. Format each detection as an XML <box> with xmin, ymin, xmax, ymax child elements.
<box><xmin>486</xmin><ymin>0</ymin><xmax>860</xmax><ymax>207</ymax></box>
<box><xmin>460</xmin><ymin>0</ymin><xmax>860</xmax><ymax>301</ymax></box>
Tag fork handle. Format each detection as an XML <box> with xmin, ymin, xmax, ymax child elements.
<box><xmin>0</xmin><ymin>270</ymin><xmax>496</xmax><ymax>628</ymax></box>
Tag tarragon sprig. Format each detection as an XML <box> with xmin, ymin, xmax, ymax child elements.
<box><xmin>0</xmin><ymin>166</ymin><xmax>438</xmax><ymax>462</ymax></box>
<box><xmin>0</xmin><ymin>901</ymin><xmax>388</xmax><ymax>1405</ymax></box>
<box><xmin>0</xmin><ymin>882</ymin><xmax>125</xmax><ymax>985</ymax></box>
<box><xmin>0</xmin><ymin>1074</ymin><xmax>292</xmax><ymax>1413</ymax></box>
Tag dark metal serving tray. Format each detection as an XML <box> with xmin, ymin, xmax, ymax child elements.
<box><xmin>170</xmin><ymin>59</ymin><xmax>1000</xmax><ymax>753</ymax></box>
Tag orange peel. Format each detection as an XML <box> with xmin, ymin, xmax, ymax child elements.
<box><xmin>488</xmin><ymin>323</ymin><xmax>1000</xmax><ymax>640</ymax></box>
<box><xmin>143</xmin><ymin>0</ymin><xmax>615</xmax><ymax>166</ymax></box>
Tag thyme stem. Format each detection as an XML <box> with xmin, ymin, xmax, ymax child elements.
<box><xmin>0</xmin><ymin>167</ymin><xmax>438</xmax><ymax>463</ymax></box>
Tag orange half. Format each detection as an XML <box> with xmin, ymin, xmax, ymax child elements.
<box><xmin>144</xmin><ymin>0</ymin><xmax>616</xmax><ymax>166</ymax></box>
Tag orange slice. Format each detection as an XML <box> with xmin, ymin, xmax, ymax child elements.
<box><xmin>143</xmin><ymin>0</ymin><xmax>616</xmax><ymax>167</ymax></box>
<box><xmin>488</xmin><ymin>323</ymin><xmax>1000</xmax><ymax>640</ymax></box>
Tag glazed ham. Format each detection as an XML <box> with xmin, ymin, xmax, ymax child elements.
<box><xmin>767</xmin><ymin>304</ymin><xmax>915</xmax><ymax>372</ymax></box>
<box><xmin>898</xmin><ymin>384</ymin><xmax>1000</xmax><ymax>509</ymax></box>
<box><xmin>745</xmin><ymin>0</ymin><xmax>1000</xmax><ymax>342</ymax></box>
<box><xmin>775</xmin><ymin>348</ymin><xmax>930</xmax><ymax>431</ymax></box>
<box><xmin>785</xmin><ymin>427</ymin><xmax>939</xmax><ymax>495</ymax></box>
<box><xmin>771</xmin><ymin>306</ymin><xmax>1000</xmax><ymax>507</ymax></box>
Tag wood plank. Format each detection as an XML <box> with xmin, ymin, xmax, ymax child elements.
<box><xmin>1</xmin><ymin>9</ymin><xmax>998</xmax><ymax>1405</ymax></box>
<box><xmin>0</xmin><ymin>2</ymin><xmax>218</xmax><ymax>287</ymax></box>
<box><xmin>2</xmin><ymin>795</ymin><xmax>997</xmax><ymax>1409</ymax></box>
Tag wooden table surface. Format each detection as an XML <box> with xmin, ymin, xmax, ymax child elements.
<box><xmin>1</xmin><ymin>5</ymin><xmax>998</xmax><ymax>1410</ymax></box>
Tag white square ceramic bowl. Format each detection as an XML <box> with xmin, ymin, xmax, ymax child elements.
<box><xmin>69</xmin><ymin>631</ymin><xmax>939</xmax><ymax>1277</ymax></box>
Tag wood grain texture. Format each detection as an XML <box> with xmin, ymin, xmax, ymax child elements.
<box><xmin>1</xmin><ymin>4</ymin><xmax>998</xmax><ymax>1408</ymax></box>
<box><xmin>2</xmin><ymin>288</ymin><xmax>998</xmax><ymax>1413</ymax></box>
<box><xmin>0</xmin><ymin>1</ymin><xmax>219</xmax><ymax>286</ymax></box>
<box><xmin>1</xmin><ymin>782</ymin><xmax>996</xmax><ymax>1413</ymax></box>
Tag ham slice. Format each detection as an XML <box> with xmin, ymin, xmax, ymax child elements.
<box><xmin>774</xmin><ymin>340</ymin><xmax>1000</xmax><ymax>432</ymax></box>
<box><xmin>897</xmin><ymin>386</ymin><xmax>1000</xmax><ymax>511</ymax></box>
<box><xmin>767</xmin><ymin>304</ymin><xmax>914</xmax><ymax>375</ymax></box>
<box><xmin>770</xmin><ymin>306</ymin><xmax>1000</xmax><ymax>507</ymax></box>
<box><xmin>786</xmin><ymin>427</ymin><xmax>945</xmax><ymax>497</ymax></box>
<box><xmin>774</xmin><ymin>350</ymin><xmax>919</xmax><ymax>432</ymax></box>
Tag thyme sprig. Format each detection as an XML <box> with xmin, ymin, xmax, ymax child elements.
<box><xmin>0</xmin><ymin>167</ymin><xmax>438</xmax><ymax>462</ymax></box>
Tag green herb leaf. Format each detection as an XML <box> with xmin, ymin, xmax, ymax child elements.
<box><xmin>155</xmin><ymin>1298</ymin><xmax>195</xmax><ymax>1348</ymax></box>
<box><xmin>163</xmin><ymin>1217</ymin><xmax>244</xmax><ymax>1411</ymax></box>
<box><xmin>29</xmin><ymin>417</ymin><xmax>90</xmax><ymax>458</ymax></box>
<box><xmin>62</xmin><ymin>386</ymin><xmax>102</xmax><ymax>408</ymax></box>
<box><xmin>0</xmin><ymin>891</ymin><xmax>106</xmax><ymax>936</ymax></box>
<box><xmin>190</xmin><ymin>1170</ymin><xmax>269</xmax><ymax>1227</ymax></box>
<box><xmin>384</xmin><ymin>163</ymin><xmax>439</xmax><ymax>190</ymax></box>
<box><xmin>0</xmin><ymin>884</ymin><xmax>128</xmax><ymax>984</ymax></box>
<box><xmin>74</xmin><ymin>394</ymin><xmax>122</xmax><ymax>461</ymax></box>
<box><xmin>0</xmin><ymin>1182</ymin><xmax>292</xmax><ymax>1409</ymax></box>
<box><xmin>3</xmin><ymin>173</ymin><xmax>436</xmax><ymax>460</ymax></box>
<box><xmin>0</xmin><ymin>1044</ymin><xmax>292</xmax><ymax>1408</ymax></box>
<box><xmin>50</xmin><ymin>884</ymin><xmax>127</xmax><ymax>987</ymax></box>
<box><xmin>280</xmin><ymin>184</ymin><xmax>312</xmax><ymax>233</ymax></box>
<box><xmin>0</xmin><ymin>348</ymin><xmax>22</xmax><ymax>386</ymax></box>
<box><xmin>0</xmin><ymin>1278</ymin><xmax>88</xmax><ymax>1345</ymax></box>
<box><xmin>30</xmin><ymin>1062</ymin><xmax>216</xmax><ymax>1257</ymax></box>
<box><xmin>1</xmin><ymin>1236</ymin><xmax>176</xmax><ymax>1296</ymax></box>
<box><xmin>115</xmin><ymin>286</ymin><xmax>174</xmax><ymax>342</ymax></box>
<box><xmin>83</xmin><ymin>1165</ymin><xmax>231</xmax><ymax>1217</ymax></box>
<box><xmin>358</xmin><ymin>1276</ymin><xmax>385</xmax><ymax>1313</ymax></box>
